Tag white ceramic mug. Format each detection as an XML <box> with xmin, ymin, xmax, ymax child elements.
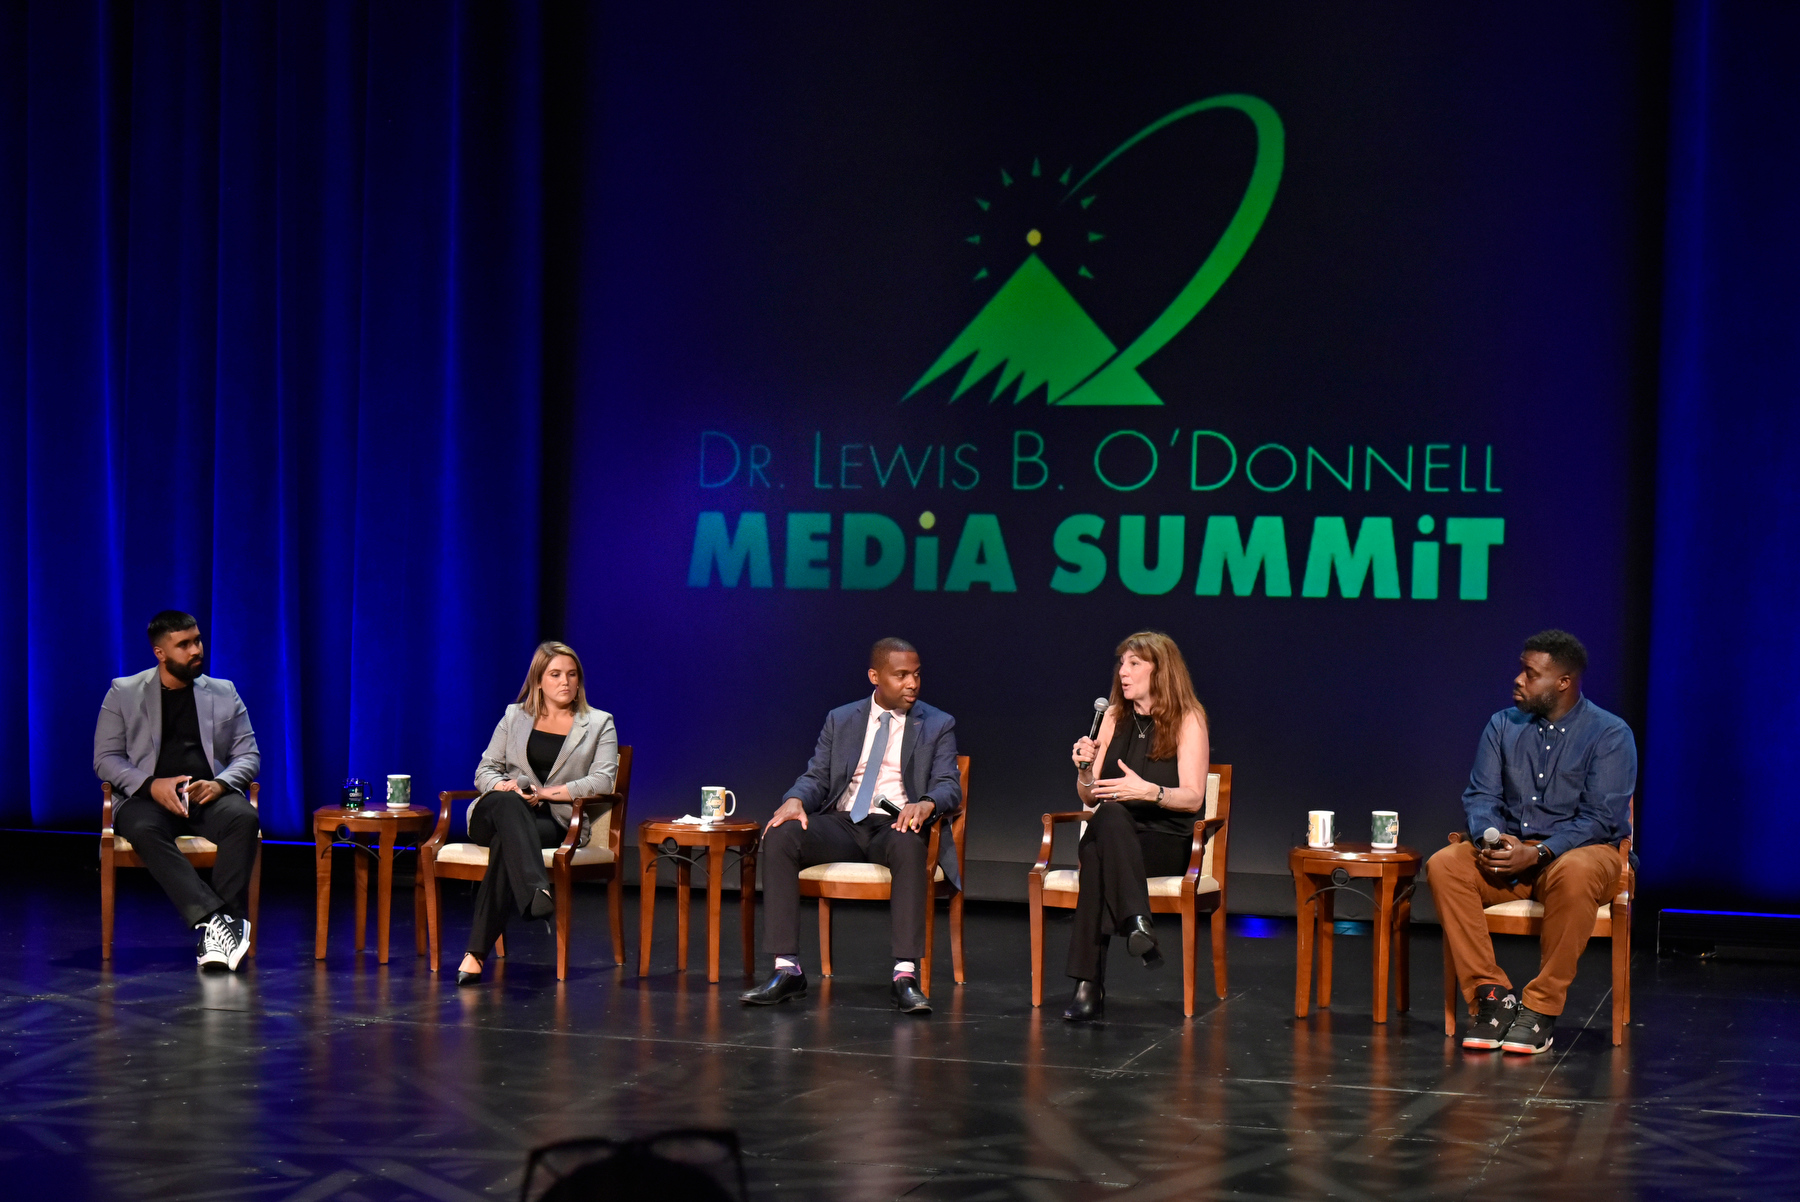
<box><xmin>1371</xmin><ymin>810</ymin><xmax>1399</xmax><ymax>849</ymax></box>
<box><xmin>1307</xmin><ymin>810</ymin><xmax>1335</xmax><ymax>848</ymax></box>
<box><xmin>700</xmin><ymin>786</ymin><xmax>737</xmax><ymax>823</ymax></box>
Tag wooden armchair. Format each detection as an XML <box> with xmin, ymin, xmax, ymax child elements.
<box><xmin>801</xmin><ymin>755</ymin><xmax>970</xmax><ymax>998</ymax></box>
<box><xmin>101</xmin><ymin>781</ymin><xmax>262</xmax><ymax>960</ymax></box>
<box><xmin>1441</xmin><ymin>797</ymin><xmax>1634</xmax><ymax>1045</ymax></box>
<box><xmin>420</xmin><ymin>746</ymin><xmax>632</xmax><ymax>980</ymax></box>
<box><xmin>1029</xmin><ymin>765</ymin><xmax>1233</xmax><ymax>1017</ymax></box>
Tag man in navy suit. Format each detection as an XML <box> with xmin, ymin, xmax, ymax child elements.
<box><xmin>742</xmin><ymin>637</ymin><xmax>962</xmax><ymax>1013</ymax></box>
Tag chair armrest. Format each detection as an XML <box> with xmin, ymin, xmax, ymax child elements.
<box><xmin>925</xmin><ymin>815</ymin><xmax>943</xmax><ymax>882</ymax></box>
<box><xmin>428</xmin><ymin>791</ymin><xmax>476</xmax><ymax>851</ymax></box>
<box><xmin>102</xmin><ymin>782</ymin><xmax>114</xmax><ymax>834</ymax></box>
<box><xmin>1032</xmin><ymin>811</ymin><xmax>1093</xmax><ymax>875</ymax></box>
<box><xmin>1183</xmin><ymin>815</ymin><xmax>1227</xmax><ymax>882</ymax></box>
<box><xmin>552</xmin><ymin>794</ymin><xmax>625</xmax><ymax>863</ymax></box>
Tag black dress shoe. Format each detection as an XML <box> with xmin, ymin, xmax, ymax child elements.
<box><xmin>527</xmin><ymin>887</ymin><xmax>555</xmax><ymax>920</ymax></box>
<box><xmin>1063</xmin><ymin>979</ymin><xmax>1105</xmax><ymax>1022</ymax></box>
<box><xmin>740</xmin><ymin>969</ymin><xmax>808</xmax><ymax>1006</ymax></box>
<box><xmin>892</xmin><ymin>974</ymin><xmax>931</xmax><ymax>1014</ymax></box>
<box><xmin>457</xmin><ymin>964</ymin><xmax>482</xmax><ymax>986</ymax></box>
<box><xmin>1124</xmin><ymin>915</ymin><xmax>1163</xmax><ymax>968</ymax></box>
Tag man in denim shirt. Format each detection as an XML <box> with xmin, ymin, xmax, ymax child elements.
<box><xmin>1428</xmin><ymin>630</ymin><xmax>1636</xmax><ymax>1055</ymax></box>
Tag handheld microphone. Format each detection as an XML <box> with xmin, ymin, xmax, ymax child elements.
<box><xmin>1480</xmin><ymin>827</ymin><xmax>1502</xmax><ymax>850</ymax></box>
<box><xmin>1077</xmin><ymin>698</ymin><xmax>1108</xmax><ymax>769</ymax></box>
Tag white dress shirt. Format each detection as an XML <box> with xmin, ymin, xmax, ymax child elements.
<box><xmin>836</xmin><ymin>695</ymin><xmax>908</xmax><ymax>812</ymax></box>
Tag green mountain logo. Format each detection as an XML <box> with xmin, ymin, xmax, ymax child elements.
<box><xmin>904</xmin><ymin>253</ymin><xmax>1156</xmax><ymax>406</ymax></box>
<box><xmin>905</xmin><ymin>94</ymin><xmax>1285</xmax><ymax>407</ymax></box>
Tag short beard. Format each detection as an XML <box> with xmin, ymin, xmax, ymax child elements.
<box><xmin>1516</xmin><ymin>691</ymin><xmax>1553</xmax><ymax>718</ymax></box>
<box><xmin>164</xmin><ymin>657</ymin><xmax>203</xmax><ymax>684</ymax></box>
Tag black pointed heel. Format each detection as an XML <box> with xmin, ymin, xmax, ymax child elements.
<box><xmin>1124</xmin><ymin>915</ymin><xmax>1163</xmax><ymax>968</ymax></box>
<box><xmin>528</xmin><ymin>887</ymin><xmax>555</xmax><ymax>920</ymax></box>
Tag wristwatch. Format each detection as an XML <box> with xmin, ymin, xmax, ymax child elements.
<box><xmin>1156</xmin><ymin>785</ymin><xmax>1165</xmax><ymax>806</ymax></box>
<box><xmin>1535</xmin><ymin>843</ymin><xmax>1554</xmax><ymax>866</ymax></box>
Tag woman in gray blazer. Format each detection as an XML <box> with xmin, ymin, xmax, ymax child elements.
<box><xmin>457</xmin><ymin>641</ymin><xmax>618</xmax><ymax>985</ymax></box>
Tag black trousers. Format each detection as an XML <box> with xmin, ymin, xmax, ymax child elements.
<box><xmin>113</xmin><ymin>791</ymin><xmax>260</xmax><ymax>928</ymax></box>
<box><xmin>761</xmin><ymin>809</ymin><xmax>931</xmax><ymax>961</ymax></box>
<box><xmin>1066</xmin><ymin>801</ymin><xmax>1192</xmax><ymax>981</ymax></box>
<box><xmin>465</xmin><ymin>791</ymin><xmax>564</xmax><ymax>957</ymax></box>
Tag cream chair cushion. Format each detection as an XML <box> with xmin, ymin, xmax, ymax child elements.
<box><xmin>798</xmin><ymin>862</ymin><xmax>946</xmax><ymax>885</ymax></box>
<box><xmin>1041</xmin><ymin>869</ymin><xmax>1218</xmax><ymax>896</ymax></box>
<box><xmin>112</xmin><ymin>835</ymin><xmax>216</xmax><ymax>856</ymax></box>
<box><xmin>435</xmin><ymin>842</ymin><xmax>615</xmax><ymax>868</ymax></box>
<box><xmin>1483</xmin><ymin>899</ymin><xmax>1613</xmax><ymax>921</ymax></box>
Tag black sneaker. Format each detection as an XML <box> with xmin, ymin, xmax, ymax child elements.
<box><xmin>1501</xmin><ymin>1005</ymin><xmax>1555</xmax><ymax>1054</ymax></box>
<box><xmin>1462</xmin><ymin>984</ymin><xmax>1518</xmax><ymax>1050</ymax></box>
<box><xmin>200</xmin><ymin>912</ymin><xmax>252</xmax><ymax>972</ymax></box>
<box><xmin>195</xmin><ymin>924</ymin><xmax>224</xmax><ymax>969</ymax></box>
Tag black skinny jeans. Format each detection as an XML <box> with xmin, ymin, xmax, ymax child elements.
<box><xmin>1065</xmin><ymin>801</ymin><xmax>1192</xmax><ymax>981</ymax></box>
<box><xmin>464</xmin><ymin>791</ymin><xmax>564</xmax><ymax>958</ymax></box>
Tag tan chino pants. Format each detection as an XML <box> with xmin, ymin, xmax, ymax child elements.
<box><xmin>1427</xmin><ymin>840</ymin><xmax>1621</xmax><ymax>1016</ymax></box>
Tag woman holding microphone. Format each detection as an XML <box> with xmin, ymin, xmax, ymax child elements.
<box><xmin>1064</xmin><ymin>630</ymin><xmax>1211</xmax><ymax>1021</ymax></box>
<box><xmin>456</xmin><ymin>641</ymin><xmax>617</xmax><ymax>985</ymax></box>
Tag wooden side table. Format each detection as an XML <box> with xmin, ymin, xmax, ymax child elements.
<box><xmin>313</xmin><ymin>805</ymin><xmax>434</xmax><ymax>964</ymax></box>
<box><xmin>1288</xmin><ymin>841</ymin><xmax>1422</xmax><ymax>1023</ymax></box>
<box><xmin>637</xmin><ymin>819</ymin><xmax>759</xmax><ymax>983</ymax></box>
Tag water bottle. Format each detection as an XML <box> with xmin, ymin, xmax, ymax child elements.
<box><xmin>342</xmin><ymin>778</ymin><xmax>369</xmax><ymax>812</ymax></box>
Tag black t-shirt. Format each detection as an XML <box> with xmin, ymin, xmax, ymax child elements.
<box><xmin>526</xmin><ymin>727</ymin><xmax>565</xmax><ymax>784</ymax></box>
<box><xmin>151</xmin><ymin>684</ymin><xmax>214</xmax><ymax>785</ymax></box>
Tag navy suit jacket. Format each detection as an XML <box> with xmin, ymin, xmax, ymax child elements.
<box><xmin>785</xmin><ymin>697</ymin><xmax>962</xmax><ymax>888</ymax></box>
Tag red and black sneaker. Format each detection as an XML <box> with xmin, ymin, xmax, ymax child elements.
<box><xmin>1462</xmin><ymin>984</ymin><xmax>1518</xmax><ymax>1050</ymax></box>
<box><xmin>1501</xmin><ymin>1005</ymin><xmax>1556</xmax><ymax>1054</ymax></box>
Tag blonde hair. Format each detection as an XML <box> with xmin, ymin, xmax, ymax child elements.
<box><xmin>1108</xmin><ymin>630</ymin><xmax>1208</xmax><ymax>761</ymax></box>
<box><xmin>516</xmin><ymin>641</ymin><xmax>590</xmax><ymax>717</ymax></box>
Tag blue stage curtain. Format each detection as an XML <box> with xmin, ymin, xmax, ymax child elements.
<box><xmin>3</xmin><ymin>3</ymin><xmax>552</xmax><ymax>838</ymax></box>
<box><xmin>1647</xmin><ymin>1</ymin><xmax>1800</xmax><ymax>903</ymax></box>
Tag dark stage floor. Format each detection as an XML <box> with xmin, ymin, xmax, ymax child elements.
<box><xmin>2</xmin><ymin>847</ymin><xmax>1797</xmax><ymax>1201</ymax></box>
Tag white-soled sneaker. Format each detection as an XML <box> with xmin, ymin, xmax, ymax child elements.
<box><xmin>1500</xmin><ymin>1005</ymin><xmax>1556</xmax><ymax>1054</ymax></box>
<box><xmin>195</xmin><ymin>922</ymin><xmax>226</xmax><ymax>969</ymax></box>
<box><xmin>201</xmin><ymin>912</ymin><xmax>252</xmax><ymax>972</ymax></box>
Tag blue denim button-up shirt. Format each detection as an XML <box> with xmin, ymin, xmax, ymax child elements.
<box><xmin>1461</xmin><ymin>696</ymin><xmax>1637</xmax><ymax>857</ymax></box>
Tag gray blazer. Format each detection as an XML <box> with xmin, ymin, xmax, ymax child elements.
<box><xmin>93</xmin><ymin>668</ymin><xmax>261</xmax><ymax>799</ymax></box>
<box><xmin>473</xmin><ymin>704</ymin><xmax>618</xmax><ymax>846</ymax></box>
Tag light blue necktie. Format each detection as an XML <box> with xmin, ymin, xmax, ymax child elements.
<box><xmin>849</xmin><ymin>712</ymin><xmax>893</xmax><ymax>822</ymax></box>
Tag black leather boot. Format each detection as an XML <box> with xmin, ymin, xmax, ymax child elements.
<box><xmin>1124</xmin><ymin>915</ymin><xmax>1163</xmax><ymax>968</ymax></box>
<box><xmin>1063</xmin><ymin>978</ymin><xmax>1105</xmax><ymax>1022</ymax></box>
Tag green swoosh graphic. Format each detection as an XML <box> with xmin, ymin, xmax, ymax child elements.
<box><xmin>1053</xmin><ymin>93</ymin><xmax>1285</xmax><ymax>406</ymax></box>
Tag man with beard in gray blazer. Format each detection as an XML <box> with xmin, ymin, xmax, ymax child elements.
<box><xmin>741</xmin><ymin>637</ymin><xmax>962</xmax><ymax>1014</ymax></box>
<box><xmin>93</xmin><ymin>611</ymin><xmax>260</xmax><ymax>970</ymax></box>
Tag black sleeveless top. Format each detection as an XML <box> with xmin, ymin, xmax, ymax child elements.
<box><xmin>1098</xmin><ymin>710</ymin><xmax>1188</xmax><ymax>837</ymax></box>
<box><xmin>526</xmin><ymin>728</ymin><xmax>565</xmax><ymax>784</ymax></box>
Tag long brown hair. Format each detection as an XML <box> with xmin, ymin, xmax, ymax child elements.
<box><xmin>1108</xmin><ymin>630</ymin><xmax>1207</xmax><ymax>760</ymax></box>
<box><xmin>516</xmin><ymin>641</ymin><xmax>590</xmax><ymax>717</ymax></box>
